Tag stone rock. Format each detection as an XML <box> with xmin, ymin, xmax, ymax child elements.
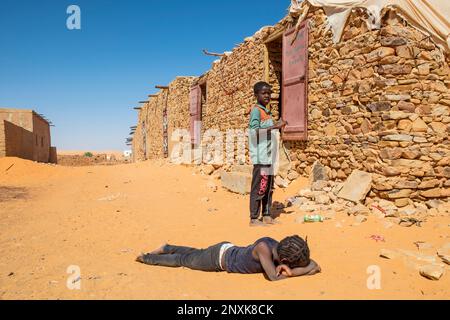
<box><xmin>275</xmin><ymin>176</ymin><xmax>289</xmax><ymax>188</ymax></box>
<box><xmin>380</xmin><ymin>36</ymin><xmax>407</xmax><ymax>47</ymax></box>
<box><xmin>384</xmin><ymin>94</ymin><xmax>411</xmax><ymax>101</ymax></box>
<box><xmin>298</xmin><ymin>188</ymin><xmax>314</xmax><ymax>199</ymax></box>
<box><xmin>310</xmin><ymin>161</ymin><xmax>329</xmax><ymax>183</ymax></box>
<box><xmin>421</xmin><ymin>188</ymin><xmax>447</xmax><ymax>198</ymax></box>
<box><xmin>396</xmin><ymin>45</ymin><xmax>413</xmax><ymax>59</ymax></box>
<box><xmin>202</xmin><ymin>164</ymin><xmax>215</xmax><ymax>175</ymax></box>
<box><xmin>377</xmin><ymin>64</ymin><xmax>412</xmax><ymax>75</ymax></box>
<box><xmin>354</xmin><ymin>215</ymin><xmax>368</xmax><ymax>224</ymax></box>
<box><xmin>419</xmin><ymin>265</ymin><xmax>445</xmax><ymax>281</ymax></box>
<box><xmin>366</xmin><ymin>47</ymin><xmax>395</xmax><ymax>63</ymax></box>
<box><xmin>314</xmin><ymin>193</ymin><xmax>331</xmax><ymax>205</ymax></box>
<box><xmin>385</xmin><ymin>189</ymin><xmax>412</xmax><ymax>199</ymax></box>
<box><xmin>311</xmin><ymin>180</ymin><xmax>328</xmax><ymax>191</ymax></box>
<box><xmin>383</xmin><ymin>134</ymin><xmax>413</xmax><ymax>142</ymax></box>
<box><xmin>398</xmin><ymin>119</ymin><xmax>412</xmax><ymax>131</ymax></box>
<box><xmin>337</xmin><ymin>170</ymin><xmax>372</xmax><ymax>203</ymax></box>
<box><xmin>395</xmin><ymin>198</ymin><xmax>410</xmax><ymax>207</ymax></box>
<box><xmin>324</xmin><ymin>123</ymin><xmax>337</xmax><ymax>136</ymax></box>
<box><xmin>380</xmin><ymin>249</ymin><xmax>401</xmax><ymax>260</ymax></box>
<box><xmin>417</xmin><ymin>63</ymin><xmax>430</xmax><ymax>75</ymax></box>
<box><xmin>397</xmin><ymin>101</ymin><xmax>416</xmax><ymax>113</ymax></box>
<box><xmin>389</xmin><ymin>111</ymin><xmax>410</xmax><ymax>120</ymax></box>
<box><xmin>380</xmin><ymin>148</ymin><xmax>402</xmax><ymax>160</ymax></box>
<box><xmin>383</xmin><ymin>167</ymin><xmax>401</xmax><ymax>176</ymax></box>
<box><xmin>402</xmin><ymin>149</ymin><xmax>421</xmax><ymax>160</ymax></box>
<box><xmin>367</xmin><ymin>101</ymin><xmax>391</xmax><ymax>112</ymax></box>
<box><xmin>220</xmin><ymin>171</ymin><xmax>252</xmax><ymax>195</ymax></box>
<box><xmin>287</xmin><ymin>171</ymin><xmax>300</xmax><ymax>181</ymax></box>
<box><xmin>430</xmin><ymin>122</ymin><xmax>448</xmax><ymax>134</ymax></box>
<box><xmin>437</xmin><ymin>253</ymin><xmax>450</xmax><ymax>265</ymax></box>
<box><xmin>348</xmin><ymin>203</ymin><xmax>371</xmax><ymax>216</ymax></box>
<box><xmin>419</xmin><ymin>180</ymin><xmax>441</xmax><ymax>190</ymax></box>
<box><xmin>393</xmin><ymin>180</ymin><xmax>418</xmax><ymax>189</ymax></box>
<box><xmin>431</xmin><ymin>105</ymin><xmax>450</xmax><ymax>117</ymax></box>
<box><xmin>414</xmin><ymin>242</ymin><xmax>433</xmax><ymax>251</ymax></box>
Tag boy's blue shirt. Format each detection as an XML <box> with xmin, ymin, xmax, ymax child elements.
<box><xmin>248</xmin><ymin>104</ymin><xmax>275</xmax><ymax>165</ymax></box>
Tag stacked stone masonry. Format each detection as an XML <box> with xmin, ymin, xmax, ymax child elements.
<box><xmin>132</xmin><ymin>7</ymin><xmax>450</xmax><ymax>204</ymax></box>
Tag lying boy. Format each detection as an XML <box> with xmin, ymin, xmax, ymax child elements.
<box><xmin>136</xmin><ymin>235</ymin><xmax>321</xmax><ymax>281</ymax></box>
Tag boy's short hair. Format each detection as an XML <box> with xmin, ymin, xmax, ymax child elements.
<box><xmin>254</xmin><ymin>81</ymin><xmax>272</xmax><ymax>95</ymax></box>
<box><xmin>277</xmin><ymin>235</ymin><xmax>310</xmax><ymax>268</ymax></box>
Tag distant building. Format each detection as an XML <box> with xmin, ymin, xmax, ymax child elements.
<box><xmin>0</xmin><ymin>108</ymin><xmax>57</xmax><ymax>163</ymax></box>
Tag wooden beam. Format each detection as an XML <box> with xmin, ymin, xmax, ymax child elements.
<box><xmin>202</xmin><ymin>49</ymin><xmax>225</xmax><ymax>57</ymax></box>
<box><xmin>134</xmin><ymin>107</ymin><xmax>142</xmax><ymax>110</ymax></box>
<box><xmin>148</xmin><ymin>94</ymin><xmax>158</xmax><ymax>98</ymax></box>
<box><xmin>263</xmin><ymin>28</ymin><xmax>285</xmax><ymax>44</ymax></box>
<box><xmin>264</xmin><ymin>45</ymin><xmax>270</xmax><ymax>83</ymax></box>
<box><xmin>139</xmin><ymin>101</ymin><xmax>148</xmax><ymax>104</ymax></box>
<box><xmin>155</xmin><ymin>85</ymin><xmax>169</xmax><ymax>89</ymax></box>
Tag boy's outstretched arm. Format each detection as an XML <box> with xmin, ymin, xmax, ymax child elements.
<box><xmin>277</xmin><ymin>260</ymin><xmax>321</xmax><ymax>277</ymax></box>
<box><xmin>255</xmin><ymin>243</ymin><xmax>288</xmax><ymax>281</ymax></box>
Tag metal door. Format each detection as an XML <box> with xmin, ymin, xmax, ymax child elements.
<box><xmin>282</xmin><ymin>21</ymin><xmax>309</xmax><ymax>141</ymax></box>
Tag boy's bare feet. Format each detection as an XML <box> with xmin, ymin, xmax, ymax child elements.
<box><xmin>149</xmin><ymin>243</ymin><xmax>168</xmax><ymax>255</ymax></box>
<box><xmin>249</xmin><ymin>219</ymin><xmax>269</xmax><ymax>227</ymax></box>
<box><xmin>135</xmin><ymin>253</ymin><xmax>146</xmax><ymax>263</ymax></box>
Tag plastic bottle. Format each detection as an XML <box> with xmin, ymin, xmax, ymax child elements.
<box><xmin>303</xmin><ymin>215</ymin><xmax>324</xmax><ymax>223</ymax></box>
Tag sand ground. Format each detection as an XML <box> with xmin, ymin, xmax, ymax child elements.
<box><xmin>0</xmin><ymin>157</ymin><xmax>449</xmax><ymax>300</ymax></box>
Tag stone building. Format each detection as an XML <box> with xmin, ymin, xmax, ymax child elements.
<box><xmin>0</xmin><ymin>108</ymin><xmax>57</xmax><ymax>163</ymax></box>
<box><xmin>132</xmin><ymin>0</ymin><xmax>450</xmax><ymax>203</ymax></box>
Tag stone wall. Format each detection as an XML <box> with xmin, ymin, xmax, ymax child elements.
<box><xmin>283</xmin><ymin>8</ymin><xmax>450</xmax><ymax>204</ymax></box>
<box><xmin>131</xmin><ymin>7</ymin><xmax>450</xmax><ymax>203</ymax></box>
<box><xmin>132</xmin><ymin>77</ymin><xmax>194</xmax><ymax>161</ymax></box>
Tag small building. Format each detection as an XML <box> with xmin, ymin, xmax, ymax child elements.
<box><xmin>0</xmin><ymin>108</ymin><xmax>57</xmax><ymax>163</ymax></box>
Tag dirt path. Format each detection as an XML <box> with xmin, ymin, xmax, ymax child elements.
<box><xmin>0</xmin><ymin>157</ymin><xmax>448</xmax><ymax>300</ymax></box>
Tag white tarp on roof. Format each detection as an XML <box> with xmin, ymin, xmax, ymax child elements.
<box><xmin>290</xmin><ymin>0</ymin><xmax>450</xmax><ymax>51</ymax></box>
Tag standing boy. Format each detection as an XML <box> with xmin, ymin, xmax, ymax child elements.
<box><xmin>248</xmin><ymin>82</ymin><xmax>287</xmax><ymax>227</ymax></box>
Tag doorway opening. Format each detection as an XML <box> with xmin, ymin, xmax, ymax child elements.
<box><xmin>265</xmin><ymin>37</ymin><xmax>283</xmax><ymax>121</ymax></box>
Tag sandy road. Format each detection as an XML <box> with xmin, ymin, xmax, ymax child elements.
<box><xmin>0</xmin><ymin>157</ymin><xmax>449</xmax><ymax>299</ymax></box>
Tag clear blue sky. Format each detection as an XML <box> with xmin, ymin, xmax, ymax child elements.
<box><xmin>0</xmin><ymin>0</ymin><xmax>290</xmax><ymax>151</ymax></box>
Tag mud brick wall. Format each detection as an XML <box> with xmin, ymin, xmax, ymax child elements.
<box><xmin>284</xmin><ymin>8</ymin><xmax>450</xmax><ymax>203</ymax></box>
<box><xmin>32</xmin><ymin>115</ymin><xmax>51</xmax><ymax>162</ymax></box>
<box><xmin>3</xmin><ymin>120</ymin><xmax>34</xmax><ymax>160</ymax></box>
